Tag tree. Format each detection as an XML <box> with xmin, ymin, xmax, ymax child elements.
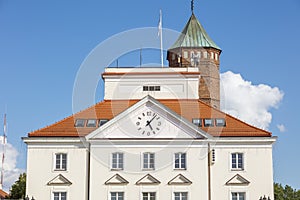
<box><xmin>274</xmin><ymin>183</ymin><xmax>300</xmax><ymax>200</ymax></box>
<box><xmin>7</xmin><ymin>173</ymin><xmax>26</xmax><ymax>199</ymax></box>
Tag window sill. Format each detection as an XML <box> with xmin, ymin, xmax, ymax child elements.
<box><xmin>111</xmin><ymin>168</ymin><xmax>123</xmax><ymax>171</ymax></box>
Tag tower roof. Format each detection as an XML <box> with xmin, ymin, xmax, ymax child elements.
<box><xmin>169</xmin><ymin>13</ymin><xmax>221</xmax><ymax>50</ymax></box>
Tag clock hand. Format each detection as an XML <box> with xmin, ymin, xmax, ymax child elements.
<box><xmin>146</xmin><ymin>115</ymin><xmax>157</xmax><ymax>126</ymax></box>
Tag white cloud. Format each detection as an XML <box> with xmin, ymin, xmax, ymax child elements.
<box><xmin>220</xmin><ymin>71</ymin><xmax>284</xmax><ymax>130</ymax></box>
<box><xmin>277</xmin><ymin>124</ymin><xmax>286</xmax><ymax>133</ymax></box>
<box><xmin>0</xmin><ymin>137</ymin><xmax>24</xmax><ymax>193</ymax></box>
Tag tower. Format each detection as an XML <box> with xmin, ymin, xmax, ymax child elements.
<box><xmin>167</xmin><ymin>11</ymin><xmax>222</xmax><ymax>109</ymax></box>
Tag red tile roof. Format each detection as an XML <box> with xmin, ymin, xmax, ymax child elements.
<box><xmin>0</xmin><ymin>189</ymin><xmax>8</xmax><ymax>198</ymax></box>
<box><xmin>28</xmin><ymin>99</ymin><xmax>271</xmax><ymax>137</ymax></box>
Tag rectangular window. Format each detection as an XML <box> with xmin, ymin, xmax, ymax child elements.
<box><xmin>86</xmin><ymin>119</ymin><xmax>97</xmax><ymax>127</ymax></box>
<box><xmin>111</xmin><ymin>192</ymin><xmax>124</xmax><ymax>200</ymax></box>
<box><xmin>231</xmin><ymin>192</ymin><xmax>245</xmax><ymax>200</ymax></box>
<box><xmin>143</xmin><ymin>153</ymin><xmax>155</xmax><ymax>170</ymax></box>
<box><xmin>174</xmin><ymin>153</ymin><xmax>186</xmax><ymax>169</ymax></box>
<box><xmin>204</xmin><ymin>119</ymin><xmax>214</xmax><ymax>127</ymax></box>
<box><xmin>143</xmin><ymin>192</ymin><xmax>156</xmax><ymax>200</ymax></box>
<box><xmin>55</xmin><ymin>153</ymin><xmax>67</xmax><ymax>171</ymax></box>
<box><xmin>53</xmin><ymin>192</ymin><xmax>67</xmax><ymax>200</ymax></box>
<box><xmin>231</xmin><ymin>153</ymin><xmax>244</xmax><ymax>170</ymax></box>
<box><xmin>99</xmin><ymin>119</ymin><xmax>109</xmax><ymax>127</ymax></box>
<box><xmin>174</xmin><ymin>192</ymin><xmax>188</xmax><ymax>200</ymax></box>
<box><xmin>74</xmin><ymin>119</ymin><xmax>85</xmax><ymax>127</ymax></box>
<box><xmin>215</xmin><ymin>118</ymin><xmax>226</xmax><ymax>127</ymax></box>
<box><xmin>143</xmin><ymin>86</ymin><xmax>160</xmax><ymax>91</ymax></box>
<box><xmin>192</xmin><ymin>118</ymin><xmax>202</xmax><ymax>127</ymax></box>
<box><xmin>112</xmin><ymin>153</ymin><xmax>123</xmax><ymax>170</ymax></box>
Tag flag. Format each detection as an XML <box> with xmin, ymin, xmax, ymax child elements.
<box><xmin>158</xmin><ymin>9</ymin><xmax>162</xmax><ymax>37</ymax></box>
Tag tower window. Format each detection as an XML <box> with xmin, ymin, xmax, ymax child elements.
<box><xmin>211</xmin><ymin>52</ymin><xmax>214</xmax><ymax>59</ymax></box>
<box><xmin>215</xmin><ymin>53</ymin><xmax>218</xmax><ymax>61</ymax></box>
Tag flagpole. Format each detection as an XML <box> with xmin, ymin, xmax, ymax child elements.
<box><xmin>159</xmin><ymin>9</ymin><xmax>164</xmax><ymax>67</ymax></box>
<box><xmin>0</xmin><ymin>113</ymin><xmax>6</xmax><ymax>189</ymax></box>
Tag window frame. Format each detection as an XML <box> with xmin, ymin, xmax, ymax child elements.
<box><xmin>99</xmin><ymin>119</ymin><xmax>109</xmax><ymax>127</ymax></box>
<box><xmin>231</xmin><ymin>192</ymin><xmax>246</xmax><ymax>200</ymax></box>
<box><xmin>215</xmin><ymin>118</ymin><xmax>226</xmax><ymax>127</ymax></box>
<box><xmin>142</xmin><ymin>152</ymin><xmax>155</xmax><ymax>170</ymax></box>
<box><xmin>111</xmin><ymin>152</ymin><xmax>124</xmax><ymax>170</ymax></box>
<box><xmin>174</xmin><ymin>153</ymin><xmax>187</xmax><ymax>170</ymax></box>
<box><xmin>142</xmin><ymin>192</ymin><xmax>156</xmax><ymax>200</ymax></box>
<box><xmin>54</xmin><ymin>153</ymin><xmax>67</xmax><ymax>171</ymax></box>
<box><xmin>86</xmin><ymin>119</ymin><xmax>97</xmax><ymax>127</ymax></box>
<box><xmin>231</xmin><ymin>153</ymin><xmax>244</xmax><ymax>171</ymax></box>
<box><xmin>192</xmin><ymin>118</ymin><xmax>202</xmax><ymax>127</ymax></box>
<box><xmin>204</xmin><ymin>118</ymin><xmax>214</xmax><ymax>127</ymax></box>
<box><xmin>110</xmin><ymin>192</ymin><xmax>124</xmax><ymax>200</ymax></box>
<box><xmin>174</xmin><ymin>192</ymin><xmax>188</xmax><ymax>200</ymax></box>
<box><xmin>53</xmin><ymin>191</ymin><xmax>67</xmax><ymax>200</ymax></box>
<box><xmin>74</xmin><ymin>119</ymin><xmax>86</xmax><ymax>127</ymax></box>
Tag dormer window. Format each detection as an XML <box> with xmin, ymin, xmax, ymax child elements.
<box><xmin>204</xmin><ymin>119</ymin><xmax>214</xmax><ymax>127</ymax></box>
<box><xmin>86</xmin><ymin>119</ymin><xmax>97</xmax><ymax>127</ymax></box>
<box><xmin>75</xmin><ymin>119</ymin><xmax>85</xmax><ymax>127</ymax></box>
<box><xmin>192</xmin><ymin>118</ymin><xmax>202</xmax><ymax>127</ymax></box>
<box><xmin>99</xmin><ymin>119</ymin><xmax>109</xmax><ymax>127</ymax></box>
<box><xmin>216</xmin><ymin>118</ymin><xmax>226</xmax><ymax>127</ymax></box>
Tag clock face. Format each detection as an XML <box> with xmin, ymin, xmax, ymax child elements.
<box><xmin>135</xmin><ymin>110</ymin><xmax>163</xmax><ymax>136</ymax></box>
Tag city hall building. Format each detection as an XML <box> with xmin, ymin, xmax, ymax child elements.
<box><xmin>23</xmin><ymin>8</ymin><xmax>276</xmax><ymax>200</ymax></box>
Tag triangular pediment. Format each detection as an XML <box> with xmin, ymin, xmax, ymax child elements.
<box><xmin>105</xmin><ymin>174</ymin><xmax>129</xmax><ymax>185</ymax></box>
<box><xmin>168</xmin><ymin>174</ymin><xmax>192</xmax><ymax>185</ymax></box>
<box><xmin>136</xmin><ymin>174</ymin><xmax>161</xmax><ymax>185</ymax></box>
<box><xmin>225</xmin><ymin>174</ymin><xmax>250</xmax><ymax>186</ymax></box>
<box><xmin>47</xmin><ymin>174</ymin><xmax>72</xmax><ymax>186</ymax></box>
<box><xmin>86</xmin><ymin>95</ymin><xmax>211</xmax><ymax>140</ymax></box>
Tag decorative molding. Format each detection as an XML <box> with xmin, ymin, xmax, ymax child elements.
<box><xmin>225</xmin><ymin>174</ymin><xmax>250</xmax><ymax>186</ymax></box>
<box><xmin>47</xmin><ymin>174</ymin><xmax>72</xmax><ymax>186</ymax></box>
<box><xmin>105</xmin><ymin>174</ymin><xmax>129</xmax><ymax>185</ymax></box>
<box><xmin>136</xmin><ymin>174</ymin><xmax>161</xmax><ymax>185</ymax></box>
<box><xmin>168</xmin><ymin>174</ymin><xmax>192</xmax><ymax>185</ymax></box>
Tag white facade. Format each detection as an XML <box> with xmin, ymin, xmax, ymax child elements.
<box><xmin>23</xmin><ymin>93</ymin><xmax>276</xmax><ymax>200</ymax></box>
<box><xmin>103</xmin><ymin>67</ymin><xmax>200</xmax><ymax>100</ymax></box>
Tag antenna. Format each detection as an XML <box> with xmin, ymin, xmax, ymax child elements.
<box><xmin>191</xmin><ymin>0</ymin><xmax>194</xmax><ymax>13</ymax></box>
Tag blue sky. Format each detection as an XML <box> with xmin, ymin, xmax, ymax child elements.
<box><xmin>0</xmin><ymin>0</ymin><xmax>299</xmax><ymax>190</ymax></box>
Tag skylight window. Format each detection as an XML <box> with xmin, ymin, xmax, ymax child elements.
<box><xmin>204</xmin><ymin>119</ymin><xmax>214</xmax><ymax>127</ymax></box>
<box><xmin>99</xmin><ymin>119</ymin><xmax>109</xmax><ymax>127</ymax></box>
<box><xmin>192</xmin><ymin>118</ymin><xmax>202</xmax><ymax>127</ymax></box>
<box><xmin>86</xmin><ymin>119</ymin><xmax>97</xmax><ymax>127</ymax></box>
<box><xmin>216</xmin><ymin>118</ymin><xmax>226</xmax><ymax>127</ymax></box>
<box><xmin>75</xmin><ymin>119</ymin><xmax>85</xmax><ymax>127</ymax></box>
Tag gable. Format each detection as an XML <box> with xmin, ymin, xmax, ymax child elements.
<box><xmin>47</xmin><ymin>174</ymin><xmax>72</xmax><ymax>186</ymax></box>
<box><xmin>105</xmin><ymin>174</ymin><xmax>129</xmax><ymax>185</ymax></box>
<box><xmin>86</xmin><ymin>96</ymin><xmax>210</xmax><ymax>140</ymax></box>
<box><xmin>225</xmin><ymin>174</ymin><xmax>250</xmax><ymax>186</ymax></box>
<box><xmin>168</xmin><ymin>174</ymin><xmax>192</xmax><ymax>185</ymax></box>
<box><xmin>136</xmin><ymin>174</ymin><xmax>161</xmax><ymax>185</ymax></box>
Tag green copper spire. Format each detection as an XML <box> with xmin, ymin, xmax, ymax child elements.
<box><xmin>170</xmin><ymin>13</ymin><xmax>221</xmax><ymax>50</ymax></box>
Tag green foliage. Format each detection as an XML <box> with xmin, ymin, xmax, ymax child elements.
<box><xmin>274</xmin><ymin>183</ymin><xmax>300</xmax><ymax>200</ymax></box>
<box><xmin>7</xmin><ymin>173</ymin><xmax>26</xmax><ymax>199</ymax></box>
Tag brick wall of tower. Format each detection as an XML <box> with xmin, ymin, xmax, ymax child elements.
<box><xmin>167</xmin><ymin>47</ymin><xmax>221</xmax><ymax>109</ymax></box>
